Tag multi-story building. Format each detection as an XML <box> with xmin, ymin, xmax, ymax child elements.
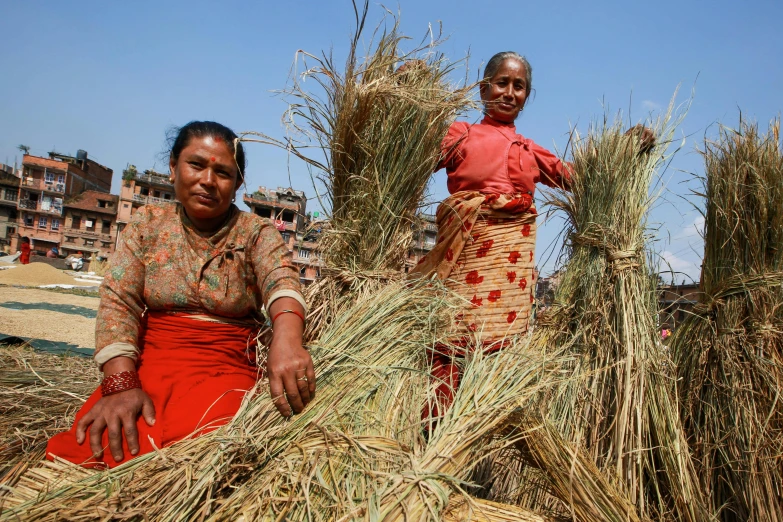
<box><xmin>243</xmin><ymin>186</ymin><xmax>321</xmax><ymax>285</ymax></box>
<box><xmin>61</xmin><ymin>191</ymin><xmax>120</xmax><ymax>259</ymax></box>
<box><xmin>0</xmin><ymin>164</ymin><xmax>20</xmax><ymax>252</ymax></box>
<box><xmin>117</xmin><ymin>167</ymin><xmax>175</xmax><ymax>230</ymax></box>
<box><xmin>12</xmin><ymin>151</ymin><xmax>113</xmax><ymax>254</ymax></box>
<box><xmin>658</xmin><ymin>281</ymin><xmax>701</xmax><ymax>330</ymax></box>
<box><xmin>406</xmin><ymin>213</ymin><xmax>437</xmax><ymax>272</ymax></box>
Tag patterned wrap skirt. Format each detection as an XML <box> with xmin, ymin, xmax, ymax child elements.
<box><xmin>410</xmin><ymin>191</ymin><xmax>537</xmax><ymax>350</ymax></box>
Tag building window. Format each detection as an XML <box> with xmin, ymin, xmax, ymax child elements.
<box><xmin>282</xmin><ymin>210</ymin><xmax>295</xmax><ymax>223</ymax></box>
<box><xmin>24</xmin><ymin>215</ymin><xmax>33</xmax><ymax>227</ymax></box>
<box><xmin>153</xmin><ymin>190</ymin><xmax>160</xmax><ymax>198</ymax></box>
<box><xmin>4</xmin><ymin>189</ymin><xmax>17</xmax><ymax>201</ymax></box>
<box><xmin>300</xmin><ymin>266</ymin><xmax>307</xmax><ymax>277</ymax></box>
<box><xmin>57</xmin><ymin>174</ymin><xmax>65</xmax><ymax>184</ymax></box>
<box><xmin>7</xmin><ymin>226</ymin><xmax>15</xmax><ymax>236</ymax></box>
<box><xmin>98</xmin><ymin>200</ymin><xmax>110</xmax><ymax>208</ymax></box>
<box><xmin>38</xmin><ymin>216</ymin><xmax>48</xmax><ymax>228</ymax></box>
<box><xmin>102</xmin><ymin>220</ymin><xmax>111</xmax><ymax>234</ymax></box>
<box><xmin>299</xmin><ymin>249</ymin><xmax>311</xmax><ymax>259</ymax></box>
<box><xmin>52</xmin><ymin>218</ymin><xmax>60</xmax><ymax>231</ymax></box>
<box><xmin>65</xmin><ymin>236</ymin><xmax>76</xmax><ymax>243</ymax></box>
<box><xmin>84</xmin><ymin>239</ymin><xmax>95</xmax><ymax>247</ymax></box>
<box><xmin>44</xmin><ymin>171</ymin><xmax>55</xmax><ymax>183</ymax></box>
<box><xmin>163</xmin><ymin>193</ymin><xmax>172</xmax><ymax>200</ymax></box>
<box><xmin>85</xmin><ymin>218</ymin><xmax>95</xmax><ymax>231</ymax></box>
<box><xmin>140</xmin><ymin>187</ymin><xmax>149</xmax><ymax>196</ymax></box>
<box><xmin>281</xmin><ymin>232</ymin><xmax>290</xmax><ymax>243</ymax></box>
<box><xmin>101</xmin><ymin>241</ymin><xmax>111</xmax><ymax>248</ymax></box>
<box><xmin>72</xmin><ymin>216</ymin><xmax>81</xmax><ymax>229</ymax></box>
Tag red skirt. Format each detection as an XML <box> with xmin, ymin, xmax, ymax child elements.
<box><xmin>46</xmin><ymin>312</ymin><xmax>260</xmax><ymax>468</ymax></box>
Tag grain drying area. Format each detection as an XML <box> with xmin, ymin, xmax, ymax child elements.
<box><xmin>1</xmin><ymin>5</ymin><xmax>782</xmax><ymax>522</ymax></box>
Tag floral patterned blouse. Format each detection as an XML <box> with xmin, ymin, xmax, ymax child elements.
<box><xmin>94</xmin><ymin>203</ymin><xmax>304</xmax><ymax>368</ymax></box>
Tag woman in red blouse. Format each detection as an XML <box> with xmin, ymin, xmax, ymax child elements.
<box><xmin>47</xmin><ymin>121</ymin><xmax>316</xmax><ymax>468</ymax></box>
<box><xmin>413</xmin><ymin>51</ymin><xmax>650</xmax><ymax>421</ymax></box>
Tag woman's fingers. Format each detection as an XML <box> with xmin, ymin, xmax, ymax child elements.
<box><xmin>122</xmin><ymin>412</ymin><xmax>140</xmax><ymax>456</ymax></box>
<box><xmin>141</xmin><ymin>395</ymin><xmax>156</xmax><ymax>426</ymax></box>
<box><xmin>269</xmin><ymin>375</ymin><xmax>292</xmax><ymax>418</ymax></box>
<box><xmin>294</xmin><ymin>368</ymin><xmax>311</xmax><ymax>405</ymax></box>
<box><xmin>306</xmin><ymin>363</ymin><xmax>316</xmax><ymax>399</ymax></box>
<box><xmin>89</xmin><ymin>416</ymin><xmax>107</xmax><ymax>458</ymax></box>
<box><xmin>107</xmin><ymin>417</ymin><xmax>125</xmax><ymax>462</ymax></box>
<box><xmin>283</xmin><ymin>372</ymin><xmax>305</xmax><ymax>414</ymax></box>
<box><xmin>75</xmin><ymin>409</ymin><xmax>95</xmax><ymax>445</ymax></box>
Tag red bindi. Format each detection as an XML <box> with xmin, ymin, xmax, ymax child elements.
<box><xmin>210</xmin><ymin>156</ymin><xmax>216</xmax><ymax>162</ymax></box>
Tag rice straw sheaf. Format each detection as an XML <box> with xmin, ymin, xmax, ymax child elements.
<box><xmin>503</xmin><ymin>99</ymin><xmax>712</xmax><ymax>521</ymax></box>
<box><xmin>0</xmin><ymin>345</ymin><xmax>98</xmax><ymax>497</ymax></box>
<box><xmin>671</xmin><ymin>119</ymin><xmax>783</xmax><ymax>521</ymax></box>
<box><xmin>242</xmin><ymin>2</ymin><xmax>473</xmax><ymax>339</ymax></box>
<box><xmin>0</xmin><ymin>280</ymin><xmax>456</xmax><ymax>520</ymax></box>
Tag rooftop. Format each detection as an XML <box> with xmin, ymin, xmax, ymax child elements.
<box><xmin>64</xmin><ymin>190</ymin><xmax>120</xmax><ymax>215</ymax></box>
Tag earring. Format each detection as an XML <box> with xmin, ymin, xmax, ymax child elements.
<box><xmin>169</xmin><ymin>178</ymin><xmax>174</xmax><ymax>183</ymax></box>
<box><xmin>232</xmin><ymin>196</ymin><xmax>236</xmax><ymax>202</ymax></box>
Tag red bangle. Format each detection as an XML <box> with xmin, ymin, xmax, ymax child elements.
<box><xmin>101</xmin><ymin>370</ymin><xmax>142</xmax><ymax>397</ymax></box>
<box><xmin>271</xmin><ymin>309</ymin><xmax>305</xmax><ymax>325</ymax></box>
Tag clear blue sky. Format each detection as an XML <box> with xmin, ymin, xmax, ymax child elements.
<box><xmin>1</xmin><ymin>1</ymin><xmax>781</xmax><ymax>280</ymax></box>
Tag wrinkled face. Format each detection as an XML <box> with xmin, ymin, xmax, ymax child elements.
<box><xmin>170</xmin><ymin>135</ymin><xmax>239</xmax><ymax>232</ymax></box>
<box><xmin>480</xmin><ymin>58</ymin><xmax>529</xmax><ymax>123</ymax></box>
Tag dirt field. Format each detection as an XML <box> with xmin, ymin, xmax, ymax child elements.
<box><xmin>0</xmin><ymin>287</ymin><xmax>98</xmax><ymax>350</ymax></box>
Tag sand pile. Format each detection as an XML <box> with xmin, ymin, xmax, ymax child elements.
<box><xmin>0</xmin><ymin>263</ymin><xmax>96</xmax><ymax>287</ymax></box>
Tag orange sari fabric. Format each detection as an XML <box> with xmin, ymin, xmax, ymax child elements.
<box><xmin>46</xmin><ymin>312</ymin><xmax>259</xmax><ymax>468</ymax></box>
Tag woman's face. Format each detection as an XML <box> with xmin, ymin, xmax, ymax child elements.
<box><xmin>480</xmin><ymin>58</ymin><xmax>529</xmax><ymax>124</ymax></box>
<box><xmin>170</xmin><ymin>135</ymin><xmax>240</xmax><ymax>232</ymax></box>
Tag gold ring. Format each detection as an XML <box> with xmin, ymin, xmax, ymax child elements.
<box><xmin>297</xmin><ymin>376</ymin><xmax>309</xmax><ymax>382</ymax></box>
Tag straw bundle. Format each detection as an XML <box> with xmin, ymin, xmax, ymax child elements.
<box><xmin>0</xmin><ymin>345</ymin><xmax>98</xmax><ymax>493</ymax></box>
<box><xmin>671</xmin><ymin>119</ymin><xmax>783</xmax><ymax>521</ymax></box>
<box><xmin>500</xmin><ymin>104</ymin><xmax>711</xmax><ymax>521</ymax></box>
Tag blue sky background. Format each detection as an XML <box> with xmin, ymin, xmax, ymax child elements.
<box><xmin>1</xmin><ymin>1</ymin><xmax>781</xmax><ymax>280</ymax></box>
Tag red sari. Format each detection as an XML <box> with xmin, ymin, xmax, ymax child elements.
<box><xmin>46</xmin><ymin>312</ymin><xmax>259</xmax><ymax>468</ymax></box>
<box><xmin>19</xmin><ymin>242</ymin><xmax>31</xmax><ymax>264</ymax></box>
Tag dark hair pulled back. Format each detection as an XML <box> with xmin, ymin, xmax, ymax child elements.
<box><xmin>169</xmin><ymin>121</ymin><xmax>246</xmax><ymax>183</ymax></box>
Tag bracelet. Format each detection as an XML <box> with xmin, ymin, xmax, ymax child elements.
<box><xmin>101</xmin><ymin>370</ymin><xmax>142</xmax><ymax>397</ymax></box>
<box><xmin>271</xmin><ymin>309</ymin><xmax>305</xmax><ymax>325</ymax></box>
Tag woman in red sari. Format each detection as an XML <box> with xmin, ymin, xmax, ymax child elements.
<box><xmin>18</xmin><ymin>237</ymin><xmax>31</xmax><ymax>264</ymax></box>
<box><xmin>48</xmin><ymin>121</ymin><xmax>316</xmax><ymax>467</ymax></box>
<box><xmin>413</xmin><ymin>52</ymin><xmax>652</xmax><ymax>419</ymax></box>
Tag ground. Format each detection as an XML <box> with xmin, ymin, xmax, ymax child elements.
<box><xmin>0</xmin><ymin>286</ymin><xmax>98</xmax><ymax>352</ymax></box>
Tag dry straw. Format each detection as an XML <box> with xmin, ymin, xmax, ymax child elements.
<box><xmin>489</xmin><ymin>98</ymin><xmax>712</xmax><ymax>521</ymax></box>
<box><xmin>671</xmin><ymin>118</ymin><xmax>783</xmax><ymax>521</ymax></box>
<box><xmin>0</xmin><ymin>345</ymin><xmax>98</xmax><ymax>496</ymax></box>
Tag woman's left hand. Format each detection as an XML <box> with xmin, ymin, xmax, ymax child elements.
<box><xmin>266</xmin><ymin>298</ymin><xmax>315</xmax><ymax>418</ymax></box>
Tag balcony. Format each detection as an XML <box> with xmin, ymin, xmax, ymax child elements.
<box><xmin>18</xmin><ymin>199</ymin><xmax>37</xmax><ymax>210</ymax></box>
<box><xmin>64</xmin><ymin>229</ymin><xmax>114</xmax><ymax>243</ymax></box>
<box><xmin>132</xmin><ymin>194</ymin><xmax>174</xmax><ymax>205</ymax></box>
<box><xmin>131</xmin><ymin>172</ymin><xmax>173</xmax><ymax>187</ymax></box>
<box><xmin>18</xmin><ymin>199</ymin><xmax>64</xmax><ymax>215</ymax></box>
<box><xmin>21</xmin><ymin>178</ymin><xmax>66</xmax><ymax>193</ymax></box>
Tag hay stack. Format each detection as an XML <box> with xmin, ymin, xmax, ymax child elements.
<box><xmin>492</xmin><ymin>104</ymin><xmax>711</xmax><ymax>521</ymax></box>
<box><xmin>671</xmin><ymin>119</ymin><xmax>783</xmax><ymax>521</ymax></box>
<box><xmin>0</xmin><ymin>345</ymin><xmax>98</xmax><ymax>494</ymax></box>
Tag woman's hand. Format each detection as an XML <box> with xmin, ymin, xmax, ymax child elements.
<box><xmin>625</xmin><ymin>124</ymin><xmax>656</xmax><ymax>154</ymax></box>
<box><xmin>75</xmin><ymin>356</ymin><xmax>155</xmax><ymax>462</ymax></box>
<box><xmin>266</xmin><ymin>297</ymin><xmax>315</xmax><ymax>418</ymax></box>
<box><xmin>75</xmin><ymin>388</ymin><xmax>156</xmax><ymax>462</ymax></box>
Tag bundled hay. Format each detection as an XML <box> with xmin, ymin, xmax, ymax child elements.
<box><xmin>492</xmin><ymin>103</ymin><xmax>711</xmax><ymax>521</ymax></box>
<box><xmin>671</xmin><ymin>119</ymin><xmax>783</xmax><ymax>521</ymax></box>
<box><xmin>245</xmin><ymin>1</ymin><xmax>472</xmax><ymax>338</ymax></box>
<box><xmin>0</xmin><ymin>345</ymin><xmax>97</xmax><ymax>494</ymax></box>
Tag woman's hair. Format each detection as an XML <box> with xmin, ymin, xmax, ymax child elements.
<box><xmin>483</xmin><ymin>51</ymin><xmax>533</xmax><ymax>95</ymax></box>
<box><xmin>21</xmin><ymin>236</ymin><xmax>30</xmax><ymax>244</ymax></box>
<box><xmin>168</xmin><ymin>121</ymin><xmax>246</xmax><ymax>183</ymax></box>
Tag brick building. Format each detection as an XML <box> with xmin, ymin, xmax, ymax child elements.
<box><xmin>658</xmin><ymin>282</ymin><xmax>701</xmax><ymax>330</ymax></box>
<box><xmin>117</xmin><ymin>167</ymin><xmax>175</xmax><ymax>230</ymax></box>
<box><xmin>62</xmin><ymin>191</ymin><xmax>120</xmax><ymax>259</ymax></box>
<box><xmin>405</xmin><ymin>213</ymin><xmax>437</xmax><ymax>272</ymax></box>
<box><xmin>12</xmin><ymin>151</ymin><xmax>113</xmax><ymax>254</ymax></box>
<box><xmin>243</xmin><ymin>186</ymin><xmax>322</xmax><ymax>285</ymax></box>
<box><xmin>0</xmin><ymin>164</ymin><xmax>20</xmax><ymax>252</ymax></box>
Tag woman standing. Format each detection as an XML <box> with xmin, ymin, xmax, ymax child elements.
<box><xmin>18</xmin><ymin>236</ymin><xmax>31</xmax><ymax>264</ymax></box>
<box><xmin>48</xmin><ymin>121</ymin><xmax>315</xmax><ymax>468</ymax></box>
<box><xmin>413</xmin><ymin>51</ymin><xmax>650</xmax><ymax>418</ymax></box>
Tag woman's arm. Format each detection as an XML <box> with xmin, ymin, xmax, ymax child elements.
<box><xmin>76</xmin><ymin>211</ymin><xmax>154</xmax><ymax>462</ymax></box>
<box><xmin>251</xmin><ymin>220</ymin><xmax>315</xmax><ymax>418</ymax></box>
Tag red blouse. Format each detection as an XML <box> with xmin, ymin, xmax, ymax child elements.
<box><xmin>438</xmin><ymin>116</ymin><xmax>571</xmax><ymax>196</ymax></box>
